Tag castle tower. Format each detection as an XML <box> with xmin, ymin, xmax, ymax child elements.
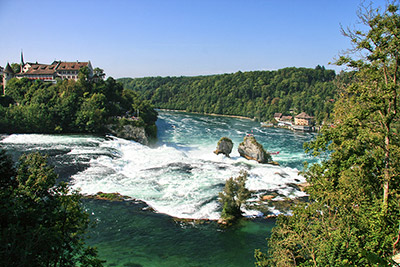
<box><xmin>20</xmin><ymin>50</ymin><xmax>25</xmax><ymax>73</ymax></box>
<box><xmin>3</xmin><ymin>63</ymin><xmax>14</xmax><ymax>95</ymax></box>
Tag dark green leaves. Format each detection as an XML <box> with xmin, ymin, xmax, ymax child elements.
<box><xmin>0</xmin><ymin>150</ymin><xmax>104</xmax><ymax>266</ymax></box>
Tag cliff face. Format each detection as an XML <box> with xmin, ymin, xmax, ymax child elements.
<box><xmin>106</xmin><ymin>123</ymin><xmax>150</xmax><ymax>145</ymax></box>
<box><xmin>238</xmin><ymin>136</ymin><xmax>271</xmax><ymax>163</ymax></box>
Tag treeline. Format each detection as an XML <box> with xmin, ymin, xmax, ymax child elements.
<box><xmin>0</xmin><ymin>71</ymin><xmax>157</xmax><ymax>136</ymax></box>
<box><xmin>119</xmin><ymin>66</ymin><xmax>338</xmax><ymax>123</ymax></box>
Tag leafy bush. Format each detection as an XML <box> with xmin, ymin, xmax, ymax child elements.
<box><xmin>0</xmin><ymin>150</ymin><xmax>104</xmax><ymax>266</ymax></box>
<box><xmin>219</xmin><ymin>171</ymin><xmax>251</xmax><ymax>222</ymax></box>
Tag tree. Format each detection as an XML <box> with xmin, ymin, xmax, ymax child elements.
<box><xmin>337</xmin><ymin>1</ymin><xmax>400</xmax><ymax>212</ymax></box>
<box><xmin>0</xmin><ymin>151</ymin><xmax>104</xmax><ymax>266</ymax></box>
<box><xmin>11</xmin><ymin>63</ymin><xmax>21</xmax><ymax>74</ymax></box>
<box><xmin>75</xmin><ymin>93</ymin><xmax>107</xmax><ymax>133</ymax></box>
<box><xmin>93</xmin><ymin>67</ymin><xmax>105</xmax><ymax>80</ymax></box>
<box><xmin>78</xmin><ymin>66</ymin><xmax>91</xmax><ymax>82</ymax></box>
<box><xmin>219</xmin><ymin>171</ymin><xmax>250</xmax><ymax>222</ymax></box>
<box><xmin>258</xmin><ymin>2</ymin><xmax>400</xmax><ymax>266</ymax></box>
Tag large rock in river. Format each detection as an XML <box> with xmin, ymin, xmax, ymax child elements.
<box><xmin>214</xmin><ymin>137</ymin><xmax>233</xmax><ymax>157</ymax></box>
<box><xmin>106</xmin><ymin>124</ymin><xmax>149</xmax><ymax>145</ymax></box>
<box><xmin>238</xmin><ymin>136</ymin><xmax>271</xmax><ymax>163</ymax></box>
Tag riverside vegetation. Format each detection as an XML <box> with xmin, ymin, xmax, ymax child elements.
<box><xmin>0</xmin><ymin>150</ymin><xmax>105</xmax><ymax>266</ymax></box>
<box><xmin>0</xmin><ymin>70</ymin><xmax>158</xmax><ymax>265</ymax></box>
<box><xmin>0</xmin><ymin>67</ymin><xmax>158</xmax><ymax>142</ymax></box>
<box><xmin>118</xmin><ymin>65</ymin><xmax>340</xmax><ymax>124</ymax></box>
<box><xmin>255</xmin><ymin>2</ymin><xmax>400</xmax><ymax>266</ymax></box>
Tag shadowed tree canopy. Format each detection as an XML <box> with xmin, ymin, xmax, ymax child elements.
<box><xmin>0</xmin><ymin>150</ymin><xmax>104</xmax><ymax>266</ymax></box>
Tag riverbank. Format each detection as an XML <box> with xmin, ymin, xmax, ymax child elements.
<box><xmin>158</xmin><ymin>109</ymin><xmax>255</xmax><ymax>121</ymax></box>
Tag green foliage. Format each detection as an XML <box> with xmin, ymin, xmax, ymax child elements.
<box><xmin>93</xmin><ymin>192</ymin><xmax>128</xmax><ymax>201</ymax></box>
<box><xmin>93</xmin><ymin>67</ymin><xmax>105</xmax><ymax>79</ymax></box>
<box><xmin>11</xmin><ymin>63</ymin><xmax>20</xmax><ymax>73</ymax></box>
<box><xmin>0</xmin><ymin>150</ymin><xmax>104</xmax><ymax>266</ymax></box>
<box><xmin>260</xmin><ymin>2</ymin><xmax>400</xmax><ymax>266</ymax></box>
<box><xmin>0</xmin><ymin>76</ymin><xmax>157</xmax><ymax>136</ymax></box>
<box><xmin>118</xmin><ymin>66</ymin><xmax>338</xmax><ymax>123</ymax></box>
<box><xmin>78</xmin><ymin>65</ymin><xmax>91</xmax><ymax>82</ymax></box>
<box><xmin>219</xmin><ymin>171</ymin><xmax>251</xmax><ymax>222</ymax></box>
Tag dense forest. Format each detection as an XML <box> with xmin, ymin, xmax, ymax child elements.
<box><xmin>0</xmin><ymin>68</ymin><xmax>158</xmax><ymax>138</ymax></box>
<box><xmin>119</xmin><ymin>66</ymin><xmax>339</xmax><ymax>124</ymax></box>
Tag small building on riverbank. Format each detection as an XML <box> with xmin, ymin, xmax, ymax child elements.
<box><xmin>293</xmin><ymin>112</ymin><xmax>314</xmax><ymax>131</ymax></box>
<box><xmin>274</xmin><ymin>113</ymin><xmax>283</xmax><ymax>121</ymax></box>
<box><xmin>294</xmin><ymin>112</ymin><xmax>313</xmax><ymax>126</ymax></box>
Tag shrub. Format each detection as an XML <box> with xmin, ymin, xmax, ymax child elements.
<box><xmin>219</xmin><ymin>170</ymin><xmax>251</xmax><ymax>222</ymax></box>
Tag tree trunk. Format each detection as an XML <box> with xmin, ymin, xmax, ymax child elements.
<box><xmin>383</xmin><ymin>134</ymin><xmax>390</xmax><ymax>211</ymax></box>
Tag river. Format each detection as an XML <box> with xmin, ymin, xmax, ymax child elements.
<box><xmin>0</xmin><ymin>110</ymin><xmax>318</xmax><ymax>266</ymax></box>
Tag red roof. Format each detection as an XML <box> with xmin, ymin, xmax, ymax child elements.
<box><xmin>23</xmin><ymin>63</ymin><xmax>57</xmax><ymax>75</ymax></box>
<box><xmin>56</xmin><ymin>61</ymin><xmax>88</xmax><ymax>70</ymax></box>
<box><xmin>20</xmin><ymin>61</ymin><xmax>89</xmax><ymax>76</ymax></box>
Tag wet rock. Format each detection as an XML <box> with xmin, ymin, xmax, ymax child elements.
<box><xmin>297</xmin><ymin>182</ymin><xmax>310</xmax><ymax>192</ymax></box>
<box><xmin>238</xmin><ymin>136</ymin><xmax>271</xmax><ymax>164</ymax></box>
<box><xmin>217</xmin><ymin>218</ymin><xmax>229</xmax><ymax>225</ymax></box>
<box><xmin>274</xmin><ymin>172</ymin><xmax>288</xmax><ymax>177</ymax></box>
<box><xmin>262</xmin><ymin>195</ymin><xmax>275</xmax><ymax>201</ymax></box>
<box><xmin>214</xmin><ymin>137</ymin><xmax>233</xmax><ymax>157</ymax></box>
<box><xmin>107</xmin><ymin>124</ymin><xmax>149</xmax><ymax>145</ymax></box>
<box><xmin>286</xmin><ymin>182</ymin><xmax>310</xmax><ymax>192</ymax></box>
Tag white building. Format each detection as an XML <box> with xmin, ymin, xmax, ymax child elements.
<box><xmin>2</xmin><ymin>52</ymin><xmax>95</xmax><ymax>92</ymax></box>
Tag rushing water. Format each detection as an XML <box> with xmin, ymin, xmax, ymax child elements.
<box><xmin>0</xmin><ymin>110</ymin><xmax>318</xmax><ymax>266</ymax></box>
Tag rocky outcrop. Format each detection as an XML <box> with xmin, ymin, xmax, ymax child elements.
<box><xmin>106</xmin><ymin>124</ymin><xmax>149</xmax><ymax>145</ymax></box>
<box><xmin>238</xmin><ymin>136</ymin><xmax>271</xmax><ymax>163</ymax></box>
<box><xmin>214</xmin><ymin>137</ymin><xmax>233</xmax><ymax>157</ymax></box>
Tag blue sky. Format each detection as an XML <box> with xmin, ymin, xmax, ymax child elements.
<box><xmin>0</xmin><ymin>0</ymin><xmax>391</xmax><ymax>78</ymax></box>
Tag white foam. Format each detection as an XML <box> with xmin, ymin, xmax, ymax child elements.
<box><xmin>1</xmin><ymin>134</ymin><xmax>102</xmax><ymax>145</ymax></box>
<box><xmin>3</xmin><ymin>113</ymin><xmax>314</xmax><ymax>220</ymax></box>
<box><xmin>70</xmin><ymin>135</ymin><xmax>308</xmax><ymax>220</ymax></box>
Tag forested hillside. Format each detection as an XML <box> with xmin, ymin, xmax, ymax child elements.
<box><xmin>119</xmin><ymin>66</ymin><xmax>339</xmax><ymax>123</ymax></box>
<box><xmin>0</xmin><ymin>69</ymin><xmax>157</xmax><ymax>137</ymax></box>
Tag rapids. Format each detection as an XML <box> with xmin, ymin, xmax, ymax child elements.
<box><xmin>0</xmin><ymin>110</ymin><xmax>317</xmax><ymax>220</ymax></box>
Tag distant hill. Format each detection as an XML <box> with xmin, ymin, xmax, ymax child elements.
<box><xmin>118</xmin><ymin>66</ymin><xmax>338</xmax><ymax>123</ymax></box>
